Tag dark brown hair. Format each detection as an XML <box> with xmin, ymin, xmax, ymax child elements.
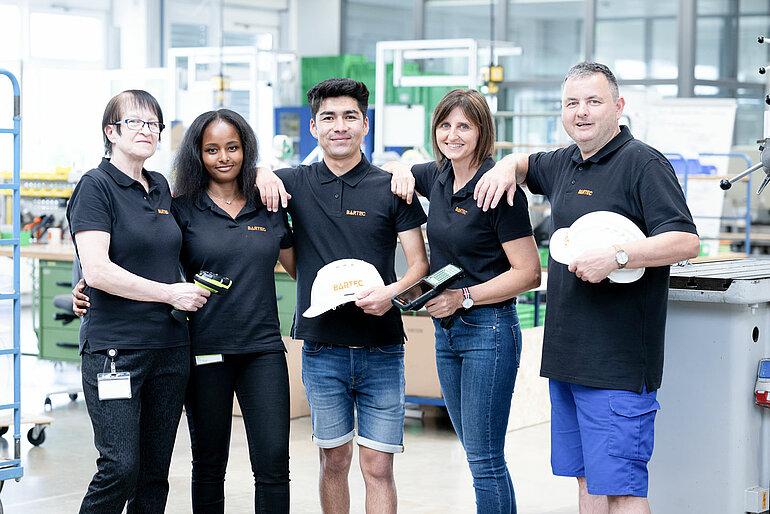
<box><xmin>307</xmin><ymin>78</ymin><xmax>369</xmax><ymax>120</ymax></box>
<box><xmin>431</xmin><ymin>89</ymin><xmax>494</xmax><ymax>169</ymax></box>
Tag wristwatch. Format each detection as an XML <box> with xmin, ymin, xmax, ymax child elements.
<box><xmin>613</xmin><ymin>245</ymin><xmax>629</xmax><ymax>269</ymax></box>
<box><xmin>461</xmin><ymin>287</ymin><xmax>474</xmax><ymax>309</ymax></box>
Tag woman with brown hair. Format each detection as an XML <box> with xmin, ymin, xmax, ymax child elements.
<box><xmin>385</xmin><ymin>89</ymin><xmax>541</xmax><ymax>513</ymax></box>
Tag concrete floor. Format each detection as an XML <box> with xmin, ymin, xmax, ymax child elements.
<box><xmin>0</xmin><ymin>302</ymin><xmax>579</xmax><ymax>513</ymax></box>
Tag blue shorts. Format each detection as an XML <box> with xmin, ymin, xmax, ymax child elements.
<box><xmin>301</xmin><ymin>342</ymin><xmax>405</xmax><ymax>454</ymax></box>
<box><xmin>549</xmin><ymin>379</ymin><xmax>660</xmax><ymax>497</ymax></box>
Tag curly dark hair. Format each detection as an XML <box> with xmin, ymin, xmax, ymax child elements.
<box><xmin>172</xmin><ymin>109</ymin><xmax>258</xmax><ymax>201</ymax></box>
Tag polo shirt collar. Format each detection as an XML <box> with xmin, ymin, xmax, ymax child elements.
<box><xmin>571</xmin><ymin>125</ymin><xmax>633</xmax><ymax>165</ymax></box>
<box><xmin>98</xmin><ymin>157</ymin><xmax>160</xmax><ymax>193</ymax></box>
<box><xmin>437</xmin><ymin>156</ymin><xmax>496</xmax><ymax>199</ymax></box>
<box><xmin>193</xmin><ymin>191</ymin><xmax>259</xmax><ymax>217</ymax></box>
<box><xmin>317</xmin><ymin>153</ymin><xmax>370</xmax><ymax>186</ymax></box>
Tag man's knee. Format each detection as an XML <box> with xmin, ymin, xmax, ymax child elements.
<box><xmin>359</xmin><ymin>447</ymin><xmax>394</xmax><ymax>483</ymax></box>
<box><xmin>607</xmin><ymin>494</ymin><xmax>649</xmax><ymax>512</ymax></box>
<box><xmin>320</xmin><ymin>444</ymin><xmax>354</xmax><ymax>476</ymax></box>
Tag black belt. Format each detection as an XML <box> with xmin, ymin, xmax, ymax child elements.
<box><xmin>466</xmin><ymin>297</ymin><xmax>516</xmax><ymax>312</ymax></box>
<box><xmin>441</xmin><ymin>297</ymin><xmax>516</xmax><ymax>328</ymax></box>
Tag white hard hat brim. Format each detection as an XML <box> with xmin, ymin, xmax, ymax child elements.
<box><xmin>548</xmin><ymin>211</ymin><xmax>647</xmax><ymax>284</ymax></box>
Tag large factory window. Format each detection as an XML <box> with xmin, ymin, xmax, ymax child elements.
<box><xmin>343</xmin><ymin>0</ymin><xmax>414</xmax><ymax>60</ymax></box>
<box><xmin>506</xmin><ymin>0</ymin><xmax>584</xmax><ymax>80</ymax></box>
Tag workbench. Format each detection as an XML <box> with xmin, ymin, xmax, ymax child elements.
<box><xmin>0</xmin><ymin>243</ymin><xmax>80</xmax><ymax>362</ymax></box>
<box><xmin>650</xmin><ymin>258</ymin><xmax>770</xmax><ymax>512</ymax></box>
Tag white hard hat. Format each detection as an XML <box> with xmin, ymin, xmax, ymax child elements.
<box><xmin>549</xmin><ymin>211</ymin><xmax>646</xmax><ymax>284</ymax></box>
<box><xmin>302</xmin><ymin>259</ymin><xmax>385</xmax><ymax>318</ymax></box>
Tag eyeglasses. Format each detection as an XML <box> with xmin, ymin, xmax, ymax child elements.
<box><xmin>113</xmin><ymin>119</ymin><xmax>165</xmax><ymax>133</ymax></box>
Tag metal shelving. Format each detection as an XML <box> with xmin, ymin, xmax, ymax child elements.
<box><xmin>0</xmin><ymin>69</ymin><xmax>23</xmax><ymax>513</ymax></box>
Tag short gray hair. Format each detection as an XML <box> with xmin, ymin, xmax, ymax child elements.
<box><xmin>564</xmin><ymin>62</ymin><xmax>619</xmax><ymax>101</ymax></box>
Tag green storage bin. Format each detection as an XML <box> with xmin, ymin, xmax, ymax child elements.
<box><xmin>538</xmin><ymin>247</ymin><xmax>549</xmax><ymax>268</ymax></box>
<box><xmin>38</xmin><ymin>327</ymin><xmax>80</xmax><ymax>362</ymax></box>
<box><xmin>516</xmin><ymin>302</ymin><xmax>546</xmax><ymax>330</ymax></box>
<box><xmin>275</xmin><ymin>273</ymin><xmax>297</xmax><ymax>337</ymax></box>
<box><xmin>38</xmin><ymin>259</ymin><xmax>81</xmax><ymax>361</ymax></box>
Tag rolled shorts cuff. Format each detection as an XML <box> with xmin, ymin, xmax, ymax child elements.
<box><xmin>357</xmin><ymin>435</ymin><xmax>404</xmax><ymax>454</ymax></box>
<box><xmin>312</xmin><ymin>429</ymin><xmax>355</xmax><ymax>449</ymax></box>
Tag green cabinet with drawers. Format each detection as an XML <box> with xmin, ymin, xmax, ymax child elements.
<box><xmin>275</xmin><ymin>272</ymin><xmax>296</xmax><ymax>337</ymax></box>
<box><xmin>38</xmin><ymin>259</ymin><xmax>80</xmax><ymax>362</ymax></box>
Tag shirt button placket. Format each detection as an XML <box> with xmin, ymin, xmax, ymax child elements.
<box><xmin>335</xmin><ymin>179</ymin><xmax>342</xmax><ymax>212</ymax></box>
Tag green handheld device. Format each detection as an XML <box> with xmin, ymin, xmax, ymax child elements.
<box><xmin>391</xmin><ymin>264</ymin><xmax>464</xmax><ymax>311</ymax></box>
<box><xmin>171</xmin><ymin>270</ymin><xmax>233</xmax><ymax>322</ymax></box>
<box><xmin>193</xmin><ymin>270</ymin><xmax>232</xmax><ymax>294</ymax></box>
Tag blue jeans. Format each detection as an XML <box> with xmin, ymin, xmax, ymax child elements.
<box><xmin>301</xmin><ymin>342</ymin><xmax>405</xmax><ymax>453</ymax></box>
<box><xmin>80</xmin><ymin>344</ymin><xmax>190</xmax><ymax>514</ymax></box>
<box><xmin>434</xmin><ymin>305</ymin><xmax>522</xmax><ymax>514</ymax></box>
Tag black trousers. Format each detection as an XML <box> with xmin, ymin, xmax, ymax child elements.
<box><xmin>185</xmin><ymin>351</ymin><xmax>290</xmax><ymax>513</ymax></box>
<box><xmin>80</xmin><ymin>344</ymin><xmax>190</xmax><ymax>514</ymax></box>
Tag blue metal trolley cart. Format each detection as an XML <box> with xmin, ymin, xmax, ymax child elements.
<box><xmin>0</xmin><ymin>69</ymin><xmax>24</xmax><ymax>514</ymax></box>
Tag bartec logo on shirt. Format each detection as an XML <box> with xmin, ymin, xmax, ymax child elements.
<box><xmin>578</xmin><ymin>189</ymin><xmax>593</xmax><ymax>196</ymax></box>
<box><xmin>248</xmin><ymin>226</ymin><xmax>267</xmax><ymax>232</ymax></box>
<box><xmin>346</xmin><ymin>210</ymin><xmax>366</xmax><ymax>217</ymax></box>
<box><xmin>455</xmin><ymin>206</ymin><xmax>468</xmax><ymax>215</ymax></box>
<box><xmin>157</xmin><ymin>208</ymin><xmax>169</xmax><ymax>214</ymax></box>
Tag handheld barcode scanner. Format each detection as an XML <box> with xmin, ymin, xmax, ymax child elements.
<box><xmin>391</xmin><ymin>264</ymin><xmax>464</xmax><ymax>311</ymax></box>
<box><xmin>171</xmin><ymin>270</ymin><xmax>232</xmax><ymax>322</ymax></box>
<box><xmin>193</xmin><ymin>270</ymin><xmax>232</xmax><ymax>294</ymax></box>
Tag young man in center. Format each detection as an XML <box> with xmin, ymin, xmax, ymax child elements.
<box><xmin>258</xmin><ymin>78</ymin><xmax>429</xmax><ymax>513</ymax></box>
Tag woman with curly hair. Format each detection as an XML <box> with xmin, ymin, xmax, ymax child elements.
<box><xmin>76</xmin><ymin>108</ymin><xmax>295</xmax><ymax>513</ymax></box>
<box><xmin>173</xmin><ymin>108</ymin><xmax>295</xmax><ymax>513</ymax></box>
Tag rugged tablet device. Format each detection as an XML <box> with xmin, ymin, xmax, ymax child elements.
<box><xmin>391</xmin><ymin>264</ymin><xmax>464</xmax><ymax>311</ymax></box>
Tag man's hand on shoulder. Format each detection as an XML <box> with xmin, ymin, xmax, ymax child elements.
<box><xmin>256</xmin><ymin>166</ymin><xmax>291</xmax><ymax>212</ymax></box>
<box><xmin>473</xmin><ymin>153</ymin><xmax>529</xmax><ymax>211</ymax></box>
<box><xmin>568</xmin><ymin>247</ymin><xmax>617</xmax><ymax>283</ymax></box>
<box><xmin>382</xmin><ymin>161</ymin><xmax>416</xmax><ymax>205</ymax></box>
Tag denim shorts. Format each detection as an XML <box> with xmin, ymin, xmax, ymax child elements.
<box><xmin>549</xmin><ymin>379</ymin><xmax>660</xmax><ymax>497</ymax></box>
<box><xmin>301</xmin><ymin>342</ymin><xmax>405</xmax><ymax>453</ymax></box>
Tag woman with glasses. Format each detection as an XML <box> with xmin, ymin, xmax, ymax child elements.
<box><xmin>74</xmin><ymin>107</ymin><xmax>296</xmax><ymax>513</ymax></box>
<box><xmin>384</xmin><ymin>89</ymin><xmax>541</xmax><ymax>513</ymax></box>
<box><xmin>66</xmin><ymin>90</ymin><xmax>210</xmax><ymax>513</ymax></box>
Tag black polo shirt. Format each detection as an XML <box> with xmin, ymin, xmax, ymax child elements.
<box><xmin>412</xmin><ymin>157</ymin><xmax>533</xmax><ymax>287</ymax></box>
<box><xmin>276</xmin><ymin>154</ymin><xmax>426</xmax><ymax>347</ymax></box>
<box><xmin>526</xmin><ymin>126</ymin><xmax>697</xmax><ymax>392</ymax></box>
<box><xmin>66</xmin><ymin>158</ymin><xmax>189</xmax><ymax>352</ymax></box>
<box><xmin>171</xmin><ymin>194</ymin><xmax>292</xmax><ymax>355</ymax></box>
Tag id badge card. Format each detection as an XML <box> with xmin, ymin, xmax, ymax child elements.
<box><xmin>97</xmin><ymin>372</ymin><xmax>132</xmax><ymax>400</ymax></box>
<box><xmin>195</xmin><ymin>354</ymin><xmax>224</xmax><ymax>366</ymax></box>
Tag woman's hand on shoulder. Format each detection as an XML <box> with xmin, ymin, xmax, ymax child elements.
<box><xmin>165</xmin><ymin>282</ymin><xmax>210</xmax><ymax>311</ymax></box>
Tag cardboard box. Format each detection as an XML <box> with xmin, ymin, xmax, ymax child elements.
<box><xmin>233</xmin><ymin>337</ymin><xmax>310</xmax><ymax>419</ymax></box>
<box><xmin>402</xmin><ymin>313</ymin><xmax>550</xmax><ymax>431</ymax></box>
<box><xmin>509</xmin><ymin>325</ymin><xmax>550</xmax><ymax>431</ymax></box>
<box><xmin>403</xmin><ymin>313</ymin><xmax>442</xmax><ymax>399</ymax></box>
